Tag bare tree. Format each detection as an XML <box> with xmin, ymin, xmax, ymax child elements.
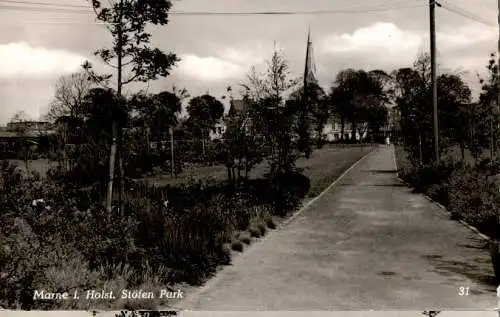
<box><xmin>46</xmin><ymin>71</ymin><xmax>93</xmax><ymax>122</ymax></box>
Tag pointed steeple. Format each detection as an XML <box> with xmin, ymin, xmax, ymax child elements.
<box><xmin>304</xmin><ymin>26</ymin><xmax>317</xmax><ymax>85</ymax></box>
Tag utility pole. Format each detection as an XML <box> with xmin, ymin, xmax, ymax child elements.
<box><xmin>430</xmin><ymin>0</ymin><xmax>439</xmax><ymax>163</ymax></box>
<box><xmin>496</xmin><ymin>0</ymin><xmax>500</xmax><ymax>158</ymax></box>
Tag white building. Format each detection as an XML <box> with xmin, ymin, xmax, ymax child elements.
<box><xmin>321</xmin><ymin>118</ymin><xmax>367</xmax><ymax>142</ymax></box>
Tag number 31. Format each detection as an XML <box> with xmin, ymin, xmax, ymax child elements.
<box><xmin>459</xmin><ymin>286</ymin><xmax>470</xmax><ymax>296</ymax></box>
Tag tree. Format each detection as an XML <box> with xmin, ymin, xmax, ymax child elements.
<box><xmin>288</xmin><ymin>82</ymin><xmax>328</xmax><ymax>147</ymax></box>
<box><xmin>133</xmin><ymin>90</ymin><xmax>181</xmax><ymax>141</ymax></box>
<box><xmin>243</xmin><ymin>46</ymin><xmax>299</xmax><ymax>176</ymax></box>
<box><xmin>84</xmin><ymin>0</ymin><xmax>179</xmax><ymax>213</ymax></box>
<box><xmin>46</xmin><ymin>71</ymin><xmax>93</xmax><ymax>122</ymax></box>
<box><xmin>329</xmin><ymin>69</ymin><xmax>357</xmax><ymax>141</ymax></box>
<box><xmin>75</xmin><ymin>88</ymin><xmax>128</xmax><ymax>189</ymax></box>
<box><xmin>474</xmin><ymin>53</ymin><xmax>500</xmax><ymax>160</ymax></box>
<box><xmin>394</xmin><ymin>53</ymin><xmax>472</xmax><ymax>165</ymax></box>
<box><xmin>329</xmin><ymin>69</ymin><xmax>390</xmax><ymax>143</ymax></box>
<box><xmin>186</xmin><ymin>94</ymin><xmax>224</xmax><ymax>156</ymax></box>
<box><xmin>436</xmin><ymin>73</ymin><xmax>471</xmax><ymax>160</ymax></box>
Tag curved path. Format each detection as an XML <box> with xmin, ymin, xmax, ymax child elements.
<box><xmin>179</xmin><ymin>146</ymin><xmax>498</xmax><ymax>310</ymax></box>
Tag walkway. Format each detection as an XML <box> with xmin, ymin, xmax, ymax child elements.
<box><xmin>179</xmin><ymin>146</ymin><xmax>498</xmax><ymax>310</ymax></box>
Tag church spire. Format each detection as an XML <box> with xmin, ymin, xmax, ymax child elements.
<box><xmin>304</xmin><ymin>26</ymin><xmax>317</xmax><ymax>86</ymax></box>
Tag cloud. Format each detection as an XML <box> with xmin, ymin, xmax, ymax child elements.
<box><xmin>218</xmin><ymin>45</ymin><xmax>267</xmax><ymax>65</ymax></box>
<box><xmin>320</xmin><ymin>22</ymin><xmax>423</xmax><ymax>55</ymax></box>
<box><xmin>177</xmin><ymin>54</ymin><xmax>244</xmax><ymax>81</ymax></box>
<box><xmin>438</xmin><ymin>24</ymin><xmax>496</xmax><ymax>50</ymax></box>
<box><xmin>317</xmin><ymin>21</ymin><xmax>497</xmax><ymax>79</ymax></box>
<box><xmin>177</xmin><ymin>47</ymin><xmax>268</xmax><ymax>82</ymax></box>
<box><xmin>0</xmin><ymin>42</ymin><xmax>86</xmax><ymax>78</ymax></box>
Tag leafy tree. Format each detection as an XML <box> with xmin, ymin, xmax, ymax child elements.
<box><xmin>186</xmin><ymin>94</ymin><xmax>224</xmax><ymax>153</ymax></box>
<box><xmin>329</xmin><ymin>69</ymin><xmax>390</xmax><ymax>143</ymax></box>
<box><xmin>243</xmin><ymin>46</ymin><xmax>299</xmax><ymax>175</ymax></box>
<box><xmin>437</xmin><ymin>73</ymin><xmax>471</xmax><ymax>160</ymax></box>
<box><xmin>288</xmin><ymin>82</ymin><xmax>328</xmax><ymax>148</ymax></box>
<box><xmin>57</xmin><ymin>88</ymin><xmax>128</xmax><ymax>189</ymax></box>
<box><xmin>394</xmin><ymin>53</ymin><xmax>472</xmax><ymax>165</ymax></box>
<box><xmin>329</xmin><ymin>69</ymin><xmax>357</xmax><ymax>141</ymax></box>
<box><xmin>474</xmin><ymin>53</ymin><xmax>500</xmax><ymax>160</ymax></box>
<box><xmin>132</xmin><ymin>90</ymin><xmax>182</xmax><ymax>141</ymax></box>
<box><xmin>84</xmin><ymin>0</ymin><xmax>179</xmax><ymax>213</ymax></box>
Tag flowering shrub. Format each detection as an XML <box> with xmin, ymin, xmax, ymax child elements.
<box><xmin>0</xmin><ymin>155</ymin><xmax>312</xmax><ymax>309</ymax></box>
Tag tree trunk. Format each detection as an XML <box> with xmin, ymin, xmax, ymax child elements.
<box><xmin>170</xmin><ymin>126</ymin><xmax>175</xmax><ymax>177</ymax></box>
<box><xmin>419</xmin><ymin>130</ymin><xmax>423</xmax><ymax>167</ymax></box>
<box><xmin>227</xmin><ymin>165</ymin><xmax>232</xmax><ymax>184</ymax></box>
<box><xmin>245</xmin><ymin>159</ymin><xmax>249</xmax><ymax>179</ymax></box>
<box><xmin>237</xmin><ymin>158</ymin><xmax>242</xmax><ymax>180</ymax></box>
<box><xmin>340</xmin><ymin>117</ymin><xmax>345</xmax><ymax>141</ymax></box>
<box><xmin>106</xmin><ymin>0</ymin><xmax>124</xmax><ymax>215</ymax></box>
<box><xmin>118</xmin><ymin>127</ymin><xmax>125</xmax><ymax>216</ymax></box>
<box><xmin>460</xmin><ymin>140</ymin><xmax>465</xmax><ymax>161</ymax></box>
<box><xmin>351</xmin><ymin>120</ymin><xmax>357</xmax><ymax>142</ymax></box>
<box><xmin>106</xmin><ymin>123</ymin><xmax>118</xmax><ymax>214</ymax></box>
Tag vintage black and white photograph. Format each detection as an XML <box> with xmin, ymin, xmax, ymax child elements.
<box><xmin>1</xmin><ymin>0</ymin><xmax>500</xmax><ymax>312</ymax></box>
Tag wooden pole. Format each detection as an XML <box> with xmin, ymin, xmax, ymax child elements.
<box><xmin>430</xmin><ymin>0</ymin><xmax>439</xmax><ymax>163</ymax></box>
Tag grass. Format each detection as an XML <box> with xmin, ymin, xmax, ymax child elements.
<box><xmin>140</xmin><ymin>144</ymin><xmax>375</xmax><ymax>190</ymax></box>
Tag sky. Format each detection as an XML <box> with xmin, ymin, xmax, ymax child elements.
<box><xmin>0</xmin><ymin>0</ymin><xmax>498</xmax><ymax>125</ymax></box>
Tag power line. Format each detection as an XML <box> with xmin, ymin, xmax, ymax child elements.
<box><xmin>0</xmin><ymin>0</ymin><xmax>417</xmax><ymax>10</ymax></box>
<box><xmin>0</xmin><ymin>2</ymin><xmax>426</xmax><ymax>16</ymax></box>
<box><xmin>0</xmin><ymin>0</ymin><xmax>90</xmax><ymax>8</ymax></box>
<box><xmin>436</xmin><ymin>0</ymin><xmax>497</xmax><ymax>27</ymax></box>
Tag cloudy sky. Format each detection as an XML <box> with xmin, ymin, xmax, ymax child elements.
<box><xmin>0</xmin><ymin>0</ymin><xmax>497</xmax><ymax>125</ymax></box>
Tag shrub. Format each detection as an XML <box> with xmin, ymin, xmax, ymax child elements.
<box><xmin>238</xmin><ymin>232</ymin><xmax>251</xmax><ymax>245</ymax></box>
<box><xmin>231</xmin><ymin>241</ymin><xmax>244</xmax><ymax>252</ymax></box>
<box><xmin>257</xmin><ymin>223</ymin><xmax>267</xmax><ymax>236</ymax></box>
<box><xmin>249</xmin><ymin>226</ymin><xmax>261</xmax><ymax>238</ymax></box>
<box><xmin>266</xmin><ymin>218</ymin><xmax>277</xmax><ymax>229</ymax></box>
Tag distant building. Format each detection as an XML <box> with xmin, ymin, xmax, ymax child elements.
<box><xmin>210</xmin><ymin>99</ymin><xmax>252</xmax><ymax>140</ymax></box>
<box><xmin>0</xmin><ymin>121</ymin><xmax>56</xmax><ymax>159</ymax></box>
<box><xmin>6</xmin><ymin>120</ymin><xmax>55</xmax><ymax>137</ymax></box>
<box><xmin>321</xmin><ymin>118</ymin><xmax>367</xmax><ymax>142</ymax></box>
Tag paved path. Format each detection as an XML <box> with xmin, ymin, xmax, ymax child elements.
<box><xmin>179</xmin><ymin>146</ymin><xmax>498</xmax><ymax>310</ymax></box>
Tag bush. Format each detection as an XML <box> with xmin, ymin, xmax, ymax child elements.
<box><xmin>1</xmin><ymin>153</ymin><xmax>315</xmax><ymax>308</ymax></box>
<box><xmin>231</xmin><ymin>241</ymin><xmax>244</xmax><ymax>252</ymax></box>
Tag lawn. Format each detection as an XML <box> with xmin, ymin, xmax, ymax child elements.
<box><xmin>140</xmin><ymin>144</ymin><xmax>375</xmax><ymax>196</ymax></box>
<box><xmin>8</xmin><ymin>144</ymin><xmax>376</xmax><ymax>197</ymax></box>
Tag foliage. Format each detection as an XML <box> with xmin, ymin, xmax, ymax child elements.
<box><xmin>84</xmin><ymin>0</ymin><xmax>179</xmax><ymax>213</ymax></box>
<box><xmin>394</xmin><ymin>53</ymin><xmax>471</xmax><ymax>165</ymax></box>
<box><xmin>186</xmin><ymin>94</ymin><xmax>225</xmax><ymax>140</ymax></box>
<box><xmin>85</xmin><ymin>0</ymin><xmax>179</xmax><ymax>87</ymax></box>
<box><xmin>242</xmin><ymin>46</ymin><xmax>300</xmax><ymax>176</ymax></box>
<box><xmin>329</xmin><ymin>68</ymin><xmax>390</xmax><ymax>143</ymax></box>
